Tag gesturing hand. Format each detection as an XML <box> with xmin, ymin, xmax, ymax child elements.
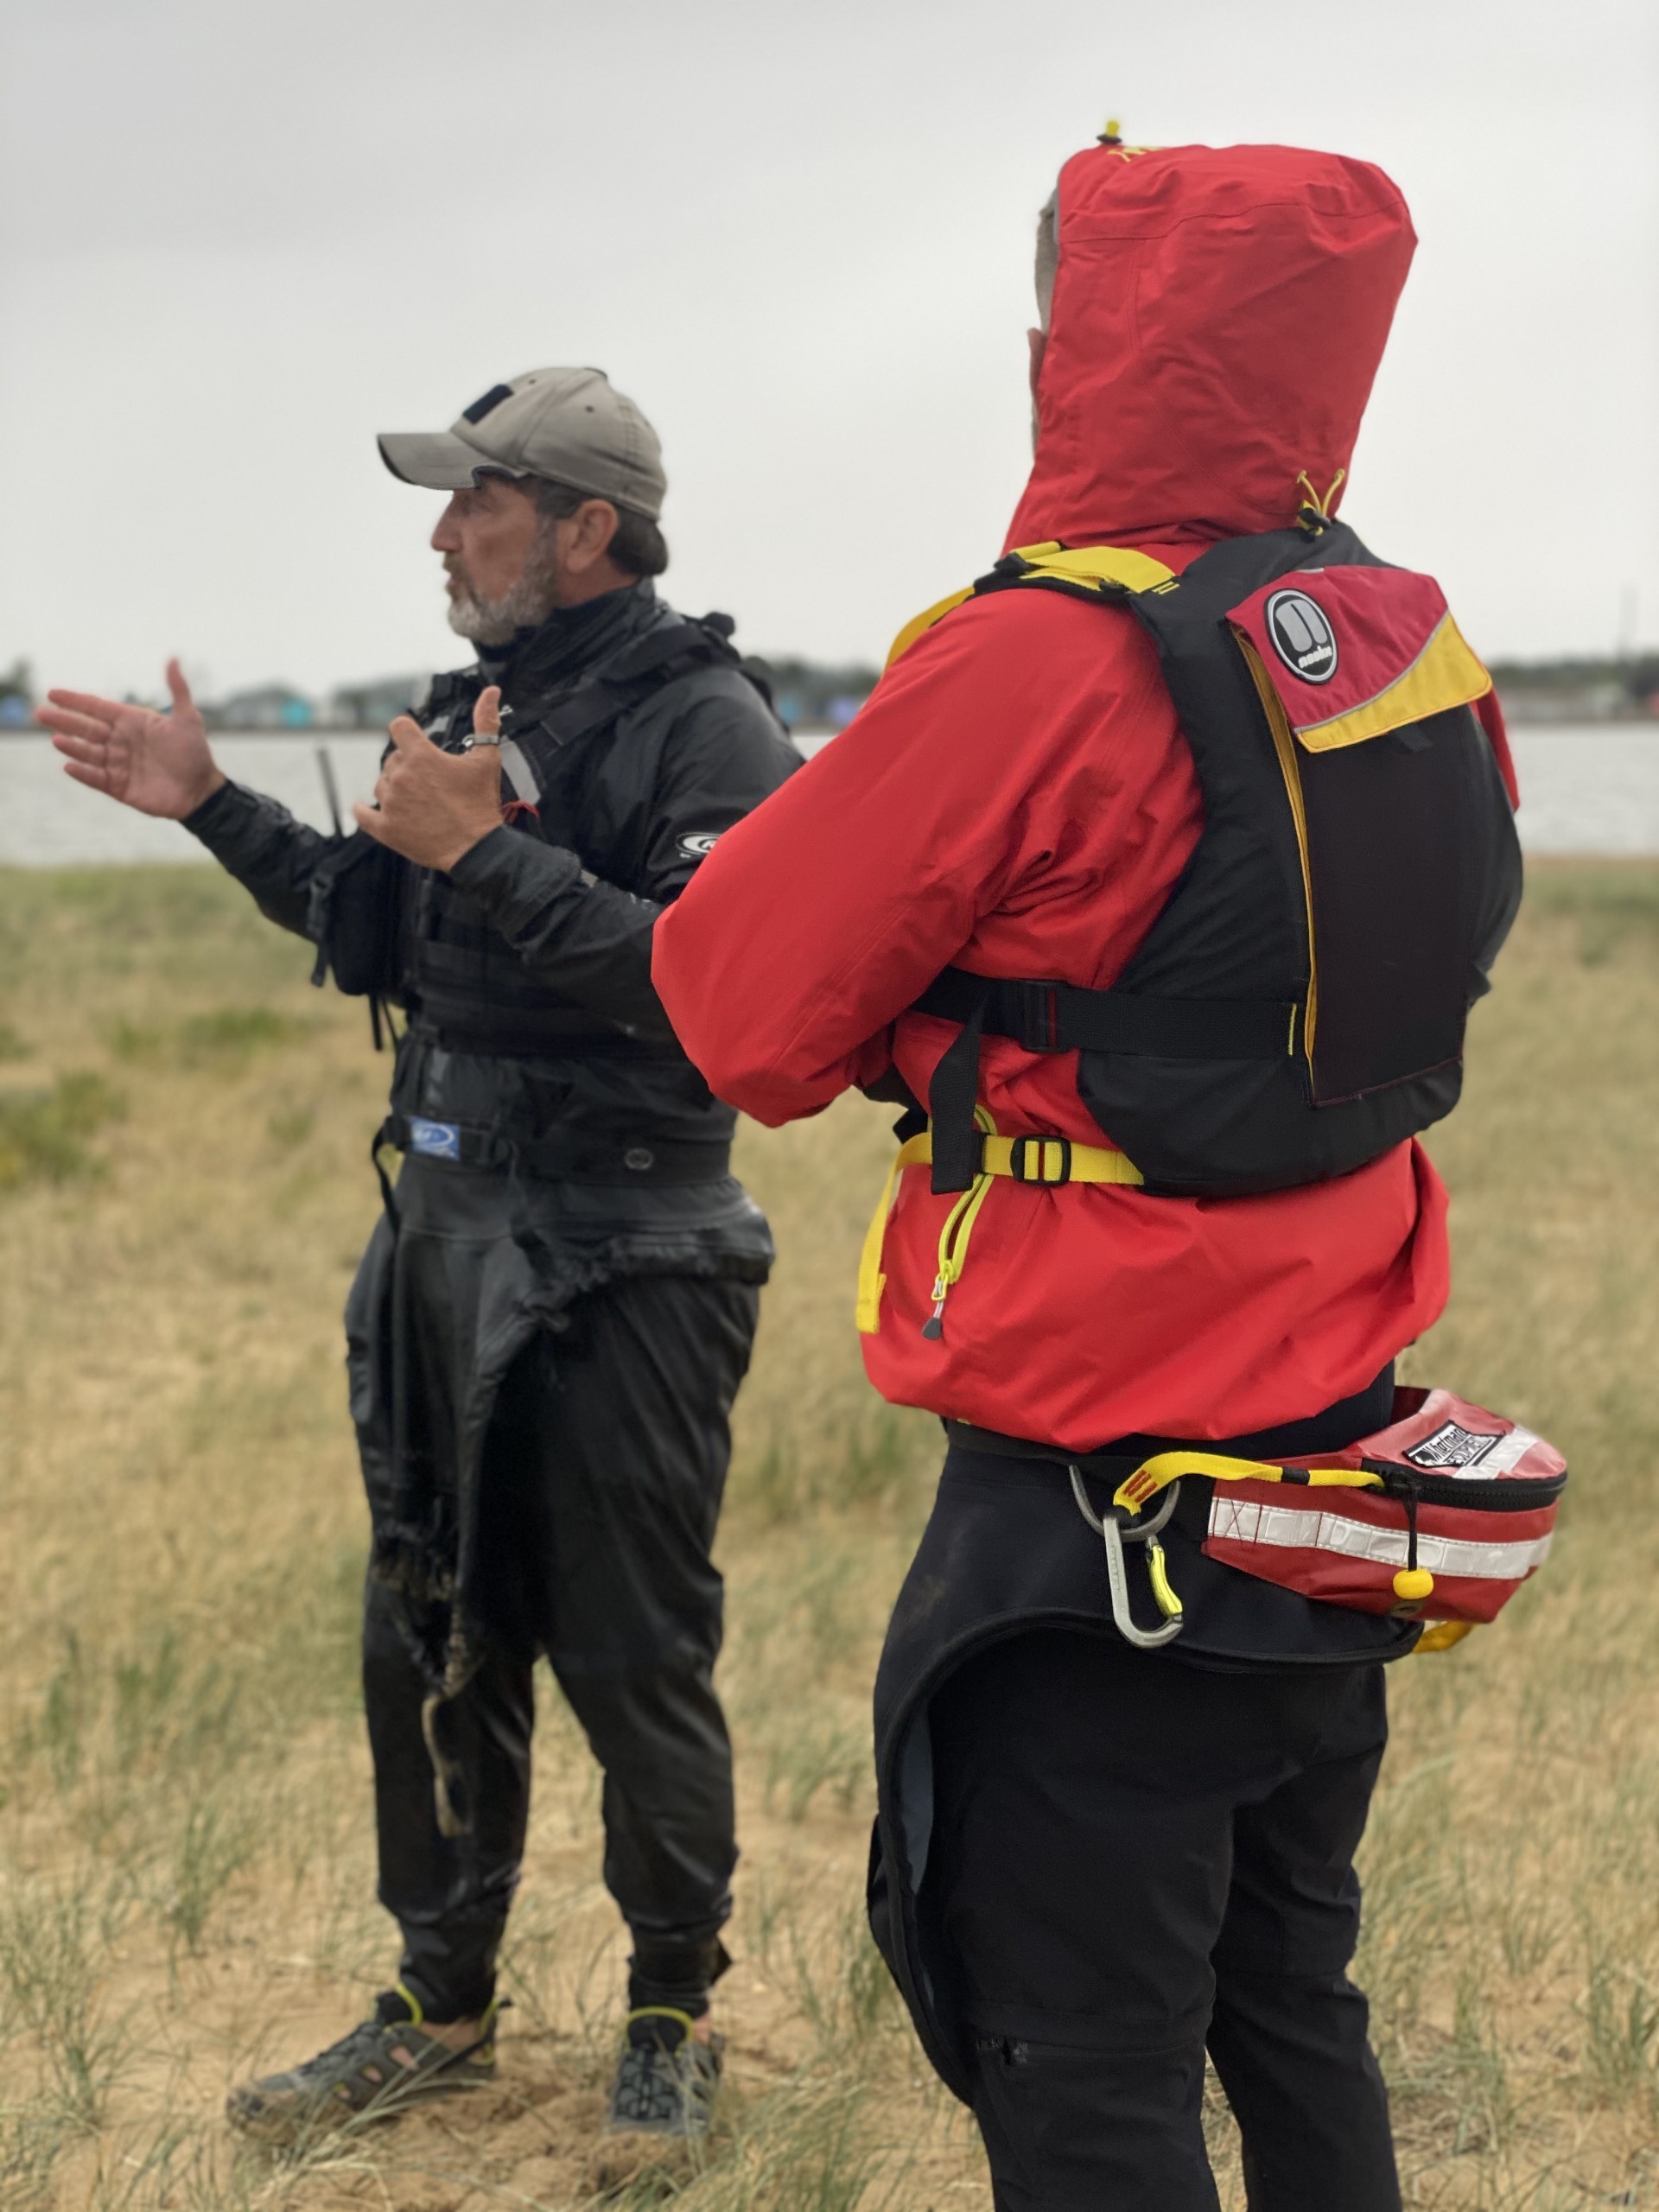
<box><xmin>353</xmin><ymin>687</ymin><xmax>506</xmax><ymax>873</ymax></box>
<box><xmin>39</xmin><ymin>659</ymin><xmax>226</xmax><ymax>820</ymax></box>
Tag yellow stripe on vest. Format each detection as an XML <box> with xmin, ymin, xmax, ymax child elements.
<box><xmin>1288</xmin><ymin>613</ymin><xmax>1491</xmax><ymax>753</ymax></box>
<box><xmin>886</xmin><ymin>587</ymin><xmax>979</xmax><ymax>671</ymax></box>
<box><xmin>1007</xmin><ymin>543</ymin><xmax>1178</xmax><ymax>594</ymax></box>
<box><xmin>884</xmin><ymin>544</ymin><xmax>1177</xmax><ymax>671</ymax></box>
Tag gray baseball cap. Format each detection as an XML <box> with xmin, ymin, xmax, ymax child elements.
<box><xmin>378</xmin><ymin>367</ymin><xmax>666</xmax><ymax>518</ymax></box>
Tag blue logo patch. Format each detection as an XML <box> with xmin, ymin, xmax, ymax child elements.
<box><xmin>408</xmin><ymin>1118</ymin><xmax>461</xmax><ymax>1161</ymax></box>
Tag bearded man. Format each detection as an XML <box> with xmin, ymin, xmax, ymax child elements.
<box><xmin>41</xmin><ymin>368</ymin><xmax>798</xmax><ymax>2141</ymax></box>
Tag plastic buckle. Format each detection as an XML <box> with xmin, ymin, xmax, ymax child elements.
<box><xmin>1016</xmin><ymin>980</ymin><xmax>1067</xmax><ymax>1053</ymax></box>
<box><xmin>1009</xmin><ymin>1135</ymin><xmax>1073</xmax><ymax>1186</ymax></box>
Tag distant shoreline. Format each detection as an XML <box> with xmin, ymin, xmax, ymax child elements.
<box><xmin>4</xmin><ymin>716</ymin><xmax>1656</xmax><ymax>739</ymax></box>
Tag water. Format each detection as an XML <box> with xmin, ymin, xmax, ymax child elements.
<box><xmin>0</xmin><ymin>725</ymin><xmax>1655</xmax><ymax>865</ymax></box>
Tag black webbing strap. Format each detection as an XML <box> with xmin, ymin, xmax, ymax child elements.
<box><xmin>380</xmin><ymin>1114</ymin><xmax>730</xmax><ymax>1185</ymax></box>
<box><xmin>915</xmin><ymin>968</ymin><xmax>1294</xmax><ymax>1059</ymax></box>
<box><xmin>520</xmin><ymin>617</ymin><xmax>744</xmax><ymax>753</ymax></box>
<box><xmin>926</xmin><ymin>998</ymin><xmax>987</xmax><ymax>1193</ymax></box>
<box><xmin>917</xmin><ymin>968</ymin><xmax>1295</xmax><ymax>1194</ymax></box>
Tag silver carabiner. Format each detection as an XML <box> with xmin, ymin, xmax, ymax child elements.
<box><xmin>1070</xmin><ymin>1465</ymin><xmax>1185</xmax><ymax>1649</ymax></box>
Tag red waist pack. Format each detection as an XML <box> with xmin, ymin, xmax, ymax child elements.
<box><xmin>1115</xmin><ymin>1388</ymin><xmax>1567</xmax><ymax>1642</ymax></box>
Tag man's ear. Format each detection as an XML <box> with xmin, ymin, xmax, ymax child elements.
<box><xmin>564</xmin><ymin>499</ymin><xmax>622</xmax><ymax>576</ymax></box>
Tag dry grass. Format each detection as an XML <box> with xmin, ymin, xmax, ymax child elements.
<box><xmin>0</xmin><ymin>858</ymin><xmax>1655</xmax><ymax>2209</ymax></box>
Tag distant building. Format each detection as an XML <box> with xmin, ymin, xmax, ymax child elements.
<box><xmin>329</xmin><ymin>675</ymin><xmax>430</xmax><ymax>730</ymax></box>
<box><xmin>756</xmin><ymin>657</ymin><xmax>879</xmax><ymax>735</ymax></box>
<box><xmin>1491</xmin><ymin>657</ymin><xmax>1659</xmax><ymax>724</ymax></box>
<box><xmin>211</xmin><ymin>685</ymin><xmax>317</xmax><ymax>731</ymax></box>
<box><xmin>0</xmin><ymin>658</ymin><xmax>35</xmax><ymax>728</ymax></box>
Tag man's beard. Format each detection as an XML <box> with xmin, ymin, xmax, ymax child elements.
<box><xmin>445</xmin><ymin>527</ymin><xmax>563</xmax><ymax>645</ymax></box>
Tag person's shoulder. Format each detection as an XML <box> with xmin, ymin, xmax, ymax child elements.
<box><xmin>900</xmin><ymin>572</ymin><xmax>1154</xmax><ymax>671</ymax></box>
<box><xmin>634</xmin><ymin>613</ymin><xmax>797</xmax><ymax>753</ymax></box>
<box><xmin>871</xmin><ymin>575</ymin><xmax>1166</xmax><ymax>734</ymax></box>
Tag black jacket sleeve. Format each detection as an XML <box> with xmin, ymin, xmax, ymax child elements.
<box><xmin>447</xmin><ymin>677</ymin><xmax>798</xmax><ymax>1043</ymax></box>
<box><xmin>182</xmin><ymin>779</ymin><xmax>342</xmax><ymax>938</ymax></box>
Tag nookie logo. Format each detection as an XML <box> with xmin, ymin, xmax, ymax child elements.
<box><xmin>1264</xmin><ymin>589</ymin><xmax>1338</xmax><ymax>685</ymax></box>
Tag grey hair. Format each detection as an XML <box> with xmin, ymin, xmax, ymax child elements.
<box><xmin>533</xmin><ymin>477</ymin><xmax>668</xmax><ymax>580</ymax></box>
<box><xmin>1034</xmin><ymin>189</ymin><xmax>1058</xmax><ymax>330</ymax></box>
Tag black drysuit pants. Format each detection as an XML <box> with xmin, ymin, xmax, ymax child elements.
<box><xmin>926</xmin><ymin>1629</ymin><xmax>1400</xmax><ymax>2212</ymax></box>
<box><xmin>361</xmin><ymin>1273</ymin><xmax>759</xmax><ymax>2023</ymax></box>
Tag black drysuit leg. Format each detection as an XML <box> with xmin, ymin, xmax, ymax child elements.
<box><xmin>361</xmin><ymin>1272</ymin><xmax>757</xmax><ymax>2022</ymax></box>
<box><xmin>925</xmin><ymin>1628</ymin><xmax>1400</xmax><ymax>2212</ymax></box>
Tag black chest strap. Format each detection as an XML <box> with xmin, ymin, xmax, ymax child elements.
<box><xmin>917</xmin><ymin>969</ymin><xmax>1295</xmax><ymax>1193</ymax></box>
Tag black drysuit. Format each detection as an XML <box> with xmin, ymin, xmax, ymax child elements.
<box><xmin>868</xmin><ymin>1373</ymin><xmax>1413</xmax><ymax>2212</ymax></box>
<box><xmin>186</xmin><ymin>581</ymin><xmax>799</xmax><ymax>2020</ymax></box>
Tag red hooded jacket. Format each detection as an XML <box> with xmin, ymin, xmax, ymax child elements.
<box><xmin>654</xmin><ymin>142</ymin><xmax>1504</xmax><ymax>1451</ymax></box>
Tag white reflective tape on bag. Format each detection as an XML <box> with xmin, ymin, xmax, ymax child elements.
<box><xmin>1209</xmin><ymin>1497</ymin><xmax>1554</xmax><ymax>1583</ymax></box>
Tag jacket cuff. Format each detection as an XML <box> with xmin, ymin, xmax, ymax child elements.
<box><xmin>447</xmin><ymin>824</ymin><xmax>583</xmax><ymax>933</ymax></box>
<box><xmin>181</xmin><ymin>779</ymin><xmax>265</xmax><ymax>855</ymax></box>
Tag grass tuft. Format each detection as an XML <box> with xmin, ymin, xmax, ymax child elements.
<box><xmin>0</xmin><ymin>1072</ymin><xmax>124</xmax><ymax>1190</ymax></box>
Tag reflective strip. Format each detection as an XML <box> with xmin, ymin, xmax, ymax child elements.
<box><xmin>1209</xmin><ymin>1497</ymin><xmax>1554</xmax><ymax>1583</ymax></box>
<box><xmin>498</xmin><ymin>736</ymin><xmax>541</xmax><ymax>805</ymax></box>
<box><xmin>1473</xmin><ymin>1425</ymin><xmax>1542</xmax><ymax>1475</ymax></box>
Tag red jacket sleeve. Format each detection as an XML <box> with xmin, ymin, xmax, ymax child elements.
<box><xmin>651</xmin><ymin>588</ymin><xmax>1173</xmax><ymax>1126</ymax></box>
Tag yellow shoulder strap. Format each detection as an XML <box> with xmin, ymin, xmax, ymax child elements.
<box><xmin>885</xmin><ymin>542</ymin><xmax>1179</xmax><ymax>670</ymax></box>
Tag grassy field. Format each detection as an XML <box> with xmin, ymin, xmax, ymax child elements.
<box><xmin>0</xmin><ymin>859</ymin><xmax>1656</xmax><ymax>2211</ymax></box>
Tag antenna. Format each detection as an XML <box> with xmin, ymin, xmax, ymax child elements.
<box><xmin>315</xmin><ymin>746</ymin><xmax>344</xmax><ymax>836</ymax></box>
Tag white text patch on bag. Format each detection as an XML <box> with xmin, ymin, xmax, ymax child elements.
<box><xmin>1402</xmin><ymin>1420</ymin><xmax>1503</xmax><ymax>1471</ymax></box>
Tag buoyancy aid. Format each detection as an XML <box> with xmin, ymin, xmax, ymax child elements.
<box><xmin>308</xmin><ymin>611</ymin><xmax>769</xmax><ymax>1059</ymax></box>
<box><xmin>901</xmin><ymin>514</ymin><xmax>1522</xmax><ymax>1200</ymax></box>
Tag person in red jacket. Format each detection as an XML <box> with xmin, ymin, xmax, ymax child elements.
<box><xmin>654</xmin><ymin>136</ymin><xmax>1519</xmax><ymax>2211</ymax></box>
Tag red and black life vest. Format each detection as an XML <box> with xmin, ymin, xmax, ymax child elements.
<box><xmin>913</xmin><ymin>518</ymin><xmax>1522</xmax><ymax>1197</ymax></box>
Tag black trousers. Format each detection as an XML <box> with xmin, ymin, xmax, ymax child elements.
<box><xmin>926</xmin><ymin>1630</ymin><xmax>1400</xmax><ymax>2212</ymax></box>
<box><xmin>362</xmin><ymin>1272</ymin><xmax>759</xmax><ymax>2022</ymax></box>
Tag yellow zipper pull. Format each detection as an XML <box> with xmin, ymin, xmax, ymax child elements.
<box><xmin>920</xmin><ymin>1109</ymin><xmax>998</xmax><ymax>1344</ymax></box>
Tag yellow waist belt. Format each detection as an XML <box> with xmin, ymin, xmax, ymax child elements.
<box><xmin>855</xmin><ymin>1113</ymin><xmax>1143</xmax><ymax>1337</ymax></box>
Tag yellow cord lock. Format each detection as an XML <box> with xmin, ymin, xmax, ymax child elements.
<box><xmin>1392</xmin><ymin>1567</ymin><xmax>1436</xmax><ymax>1604</ymax></box>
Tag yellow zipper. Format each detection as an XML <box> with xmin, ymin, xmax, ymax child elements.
<box><xmin>1235</xmin><ymin>629</ymin><xmax>1318</xmax><ymax>1068</ymax></box>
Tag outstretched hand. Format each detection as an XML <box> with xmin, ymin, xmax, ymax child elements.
<box><xmin>353</xmin><ymin>687</ymin><xmax>505</xmax><ymax>873</ymax></box>
<box><xmin>38</xmin><ymin>659</ymin><xmax>226</xmax><ymax>820</ymax></box>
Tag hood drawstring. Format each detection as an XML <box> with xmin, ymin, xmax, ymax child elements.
<box><xmin>1296</xmin><ymin>467</ymin><xmax>1348</xmax><ymax>535</ymax></box>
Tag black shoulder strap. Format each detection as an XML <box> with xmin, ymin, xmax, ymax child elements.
<box><xmin>418</xmin><ymin>667</ymin><xmax>476</xmax><ymax>721</ymax></box>
<box><xmin>515</xmin><ymin>613</ymin><xmax>766</xmax><ymax>754</ymax></box>
<box><xmin>912</xmin><ymin>533</ymin><xmax>1326</xmax><ymax>1194</ymax></box>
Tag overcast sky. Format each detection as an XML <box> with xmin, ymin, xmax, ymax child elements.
<box><xmin>3</xmin><ymin>0</ymin><xmax>1655</xmax><ymax>704</ymax></box>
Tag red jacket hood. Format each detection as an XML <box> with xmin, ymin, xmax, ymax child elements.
<box><xmin>1006</xmin><ymin>141</ymin><xmax>1417</xmax><ymax>552</ymax></box>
